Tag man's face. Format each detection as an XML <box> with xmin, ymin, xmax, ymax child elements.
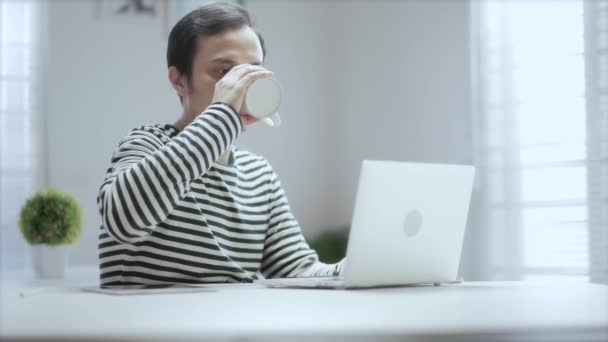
<box><xmin>180</xmin><ymin>25</ymin><xmax>264</xmax><ymax>124</ymax></box>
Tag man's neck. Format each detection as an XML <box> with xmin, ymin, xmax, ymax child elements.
<box><xmin>216</xmin><ymin>148</ymin><xmax>231</xmax><ymax>165</ymax></box>
<box><xmin>173</xmin><ymin>115</ymin><xmax>194</xmax><ymax>132</ymax></box>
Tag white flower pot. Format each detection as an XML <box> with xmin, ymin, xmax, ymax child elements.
<box><xmin>31</xmin><ymin>245</ymin><xmax>70</xmax><ymax>279</ymax></box>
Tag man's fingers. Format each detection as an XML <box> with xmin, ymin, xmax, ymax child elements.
<box><xmin>212</xmin><ymin>64</ymin><xmax>273</xmax><ymax>113</ymax></box>
<box><xmin>228</xmin><ymin>64</ymin><xmax>265</xmax><ymax>80</ymax></box>
<box><xmin>240</xmin><ymin>70</ymin><xmax>274</xmax><ymax>89</ymax></box>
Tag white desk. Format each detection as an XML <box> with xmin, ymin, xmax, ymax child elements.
<box><xmin>1</xmin><ymin>268</ymin><xmax>607</xmax><ymax>341</ymax></box>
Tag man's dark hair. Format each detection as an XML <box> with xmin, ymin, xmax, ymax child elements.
<box><xmin>167</xmin><ymin>2</ymin><xmax>266</xmax><ymax>102</ymax></box>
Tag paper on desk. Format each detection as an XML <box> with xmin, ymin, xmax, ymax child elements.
<box><xmin>81</xmin><ymin>284</ymin><xmax>217</xmax><ymax>296</ymax></box>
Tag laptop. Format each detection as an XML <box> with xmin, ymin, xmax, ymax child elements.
<box><xmin>256</xmin><ymin>160</ymin><xmax>475</xmax><ymax>289</ymax></box>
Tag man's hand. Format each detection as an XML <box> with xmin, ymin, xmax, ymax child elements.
<box><xmin>211</xmin><ymin>64</ymin><xmax>273</xmax><ymax>115</ymax></box>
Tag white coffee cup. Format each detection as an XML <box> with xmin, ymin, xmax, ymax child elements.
<box><xmin>245</xmin><ymin>78</ymin><xmax>282</xmax><ymax>127</ymax></box>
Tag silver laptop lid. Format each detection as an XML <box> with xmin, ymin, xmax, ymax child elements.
<box><xmin>342</xmin><ymin>160</ymin><xmax>475</xmax><ymax>288</ymax></box>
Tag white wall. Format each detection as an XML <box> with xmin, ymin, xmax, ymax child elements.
<box><xmin>324</xmin><ymin>1</ymin><xmax>478</xmax><ymax>279</ymax></box>
<box><xmin>46</xmin><ymin>1</ymin><xmax>179</xmax><ymax>266</ymax></box>
<box><xmin>328</xmin><ymin>1</ymin><xmax>474</xmax><ymax>226</ymax></box>
<box><xmin>45</xmin><ymin>0</ymin><xmax>473</xmax><ymax>269</ymax></box>
<box><xmin>245</xmin><ymin>0</ymin><xmax>474</xmax><ymax>229</ymax></box>
<box><xmin>237</xmin><ymin>1</ymin><xmax>338</xmax><ymax>233</ymax></box>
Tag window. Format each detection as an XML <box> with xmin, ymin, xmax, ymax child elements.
<box><xmin>473</xmin><ymin>0</ymin><xmax>591</xmax><ymax>280</ymax></box>
<box><xmin>0</xmin><ymin>0</ymin><xmax>46</xmax><ymax>271</ymax></box>
<box><xmin>584</xmin><ymin>0</ymin><xmax>608</xmax><ymax>284</ymax></box>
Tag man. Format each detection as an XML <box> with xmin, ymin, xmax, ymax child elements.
<box><xmin>97</xmin><ymin>2</ymin><xmax>343</xmax><ymax>286</ymax></box>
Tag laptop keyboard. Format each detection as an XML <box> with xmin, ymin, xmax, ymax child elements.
<box><xmin>256</xmin><ymin>276</ymin><xmax>345</xmax><ymax>288</ymax></box>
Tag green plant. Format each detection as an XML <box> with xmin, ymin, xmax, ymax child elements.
<box><xmin>308</xmin><ymin>228</ymin><xmax>349</xmax><ymax>264</ymax></box>
<box><xmin>19</xmin><ymin>188</ymin><xmax>83</xmax><ymax>246</ymax></box>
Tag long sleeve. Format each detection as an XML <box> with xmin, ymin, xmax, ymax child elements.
<box><xmin>97</xmin><ymin>103</ymin><xmax>242</xmax><ymax>244</ymax></box>
<box><xmin>260</xmin><ymin>169</ymin><xmax>344</xmax><ymax>278</ymax></box>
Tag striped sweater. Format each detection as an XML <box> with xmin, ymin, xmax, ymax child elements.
<box><xmin>97</xmin><ymin>103</ymin><xmax>341</xmax><ymax>286</ymax></box>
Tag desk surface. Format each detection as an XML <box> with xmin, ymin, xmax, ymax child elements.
<box><xmin>1</xmin><ymin>268</ymin><xmax>607</xmax><ymax>341</ymax></box>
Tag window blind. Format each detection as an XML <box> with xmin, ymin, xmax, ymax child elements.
<box><xmin>474</xmin><ymin>0</ymin><xmax>589</xmax><ymax>280</ymax></box>
<box><xmin>584</xmin><ymin>0</ymin><xmax>608</xmax><ymax>285</ymax></box>
<box><xmin>0</xmin><ymin>0</ymin><xmax>47</xmax><ymax>271</ymax></box>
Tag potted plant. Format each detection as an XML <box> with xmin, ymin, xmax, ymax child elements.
<box><xmin>308</xmin><ymin>228</ymin><xmax>349</xmax><ymax>264</ymax></box>
<box><xmin>19</xmin><ymin>188</ymin><xmax>83</xmax><ymax>279</ymax></box>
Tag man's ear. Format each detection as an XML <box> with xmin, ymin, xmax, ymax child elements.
<box><xmin>168</xmin><ymin>66</ymin><xmax>188</xmax><ymax>97</ymax></box>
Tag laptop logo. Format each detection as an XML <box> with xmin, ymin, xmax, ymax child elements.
<box><xmin>403</xmin><ymin>209</ymin><xmax>423</xmax><ymax>237</ymax></box>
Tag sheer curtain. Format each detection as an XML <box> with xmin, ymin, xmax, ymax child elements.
<box><xmin>584</xmin><ymin>0</ymin><xmax>608</xmax><ymax>285</ymax></box>
<box><xmin>472</xmin><ymin>0</ymin><xmax>592</xmax><ymax>281</ymax></box>
<box><xmin>0</xmin><ymin>0</ymin><xmax>47</xmax><ymax>272</ymax></box>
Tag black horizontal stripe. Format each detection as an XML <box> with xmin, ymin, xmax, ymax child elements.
<box><xmin>269</xmin><ymin>217</ymin><xmax>297</xmax><ymax>230</ymax></box>
<box><xmin>200</xmin><ymin>207</ymin><xmax>268</xmax><ymax>226</ymax></box>
<box><xmin>204</xmin><ymin>174</ymin><xmax>270</xmax><ymax>192</ymax></box>
<box><xmin>129</xmin><ymin>140</ymin><xmax>157</xmax><ymax>154</ymax></box>
<box><xmin>123</xmin><ymin>170</ymin><xmax>153</xmax><ymax>228</ymax></box>
<box><xmin>263</xmin><ymin>232</ymin><xmax>304</xmax><ymax>261</ymax></box>
<box><xmin>108</xmin><ymin>181</ymin><xmax>141</xmax><ymax>242</ymax></box>
<box><xmin>195</xmin><ymin>212</ymin><xmax>266</xmax><ymax>234</ymax></box>
<box><xmin>165</xmin><ymin>211</ymin><xmax>210</xmax><ymax>227</ymax></box>
<box><xmin>166</xmin><ymin>142</ymin><xmax>194</xmax><ymax>180</ymax></box>
<box><xmin>203</xmin><ymin>115</ymin><xmax>230</xmax><ymax>150</ymax></box>
<box><xmin>191</xmin><ymin>120</ymin><xmax>222</xmax><ymax>157</ymax></box>
<box><xmin>274</xmin><ymin>262</ymin><xmax>301</xmax><ymax>279</ymax></box>
<box><xmin>240</xmin><ymin>163</ymin><xmax>267</xmax><ymax>175</ymax></box>
<box><xmin>100</xmin><ymin>281</ymin><xmax>147</xmax><ymax>287</ymax></box>
<box><xmin>266</xmin><ymin>249</ymin><xmax>316</xmax><ymax>278</ymax></box>
<box><xmin>209</xmin><ymin>231</ymin><xmax>265</xmax><ymax>246</ymax></box>
<box><xmin>237</xmin><ymin>157</ymin><xmax>265</xmax><ymax>168</ymax></box>
<box><xmin>98</xmin><ymin>238</ymin><xmax>121</xmax><ymax>249</ymax></box>
<box><xmin>130</xmin><ymin>165</ymin><xmax>163</xmax><ymax>223</ymax></box>
<box><xmin>216</xmin><ymin>240</ymin><xmax>264</xmax><ymax>254</ymax></box>
<box><xmin>197</xmin><ymin>198</ymin><xmax>269</xmax><ymax>216</ymax></box>
<box><xmin>210</xmin><ymin>165</ymin><xmax>271</xmax><ymax>182</ymax></box>
<box><xmin>269</xmin><ymin>209</ymin><xmax>291</xmax><ymax>222</ymax></box>
<box><xmin>264</xmin><ymin>226</ymin><xmax>300</xmax><ymax>247</ymax></box>
<box><xmin>128</xmin><ymin>133</ymin><xmax>163</xmax><ymax>149</ymax></box>
<box><xmin>100</xmin><ymin>241</ymin><xmax>227</xmax><ymax>264</ymax></box>
<box><xmin>100</xmin><ymin>251</ymin><xmax>241</xmax><ymax>273</ymax></box>
<box><xmin>171</xmin><ymin>138</ymin><xmax>198</xmax><ymax>178</ymax></box>
<box><xmin>138</xmin><ymin>159</ymin><xmax>172</xmax><ymax>219</ymax></box>
<box><xmin>205</xmin><ymin>183</ymin><xmax>274</xmax><ymax>200</ymax></box>
<box><xmin>244</xmin><ymin>266</ymin><xmax>260</xmax><ymax>273</ymax></box>
<box><xmin>187</xmin><ymin>124</ymin><xmax>215</xmax><ymax>167</ymax></box>
<box><xmin>179</xmin><ymin>133</ymin><xmax>207</xmax><ymax>174</ymax></box>
<box><xmin>173</xmin><ymin>203</ymin><xmax>205</xmax><ymax>216</ymax></box>
<box><xmin>268</xmin><ymin>201</ymin><xmax>289</xmax><ymax>214</ymax></box>
<box><xmin>100</xmin><ymin>278</ymin><xmax>232</xmax><ymax>287</ymax></box>
<box><xmin>101</xmin><ymin>269</ymin><xmax>248</xmax><ymax>284</ymax></box>
<box><xmin>167</xmin><ymin>208</ymin><xmax>267</xmax><ymax>236</ymax></box>
<box><xmin>220</xmin><ymin>253</ymin><xmax>262</xmax><ymax>264</ymax></box>
<box><xmin>190</xmin><ymin>187</ymin><xmax>271</xmax><ymax>207</ymax></box>
<box><xmin>209</xmin><ymin>165</ymin><xmax>238</xmax><ymax>178</ymax></box>
<box><xmin>147</xmin><ymin>229</ymin><xmax>220</xmax><ymax>251</ymax></box>
<box><xmin>207</xmin><ymin>104</ymin><xmax>240</xmax><ymax>137</ymax></box>
<box><xmin>234</xmin><ymin>151</ymin><xmax>250</xmax><ymax>159</ymax></box>
<box><xmin>155</xmin><ymin>221</ymin><xmax>215</xmax><ymax>240</ymax></box>
<box><xmin>103</xmin><ymin>222</ymin><xmax>263</xmax><ymax>256</ymax></box>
